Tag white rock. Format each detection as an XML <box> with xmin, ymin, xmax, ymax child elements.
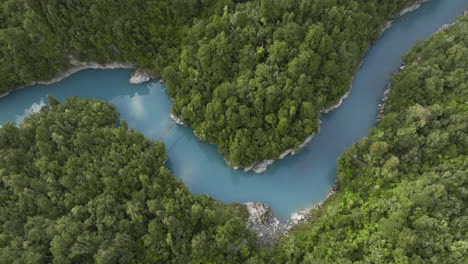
<box><xmin>252</xmin><ymin>160</ymin><xmax>275</xmax><ymax>174</ymax></box>
<box><xmin>279</xmin><ymin>149</ymin><xmax>292</xmax><ymax>159</ymax></box>
<box><xmin>170</xmin><ymin>113</ymin><xmax>184</xmax><ymax>126</ymax></box>
<box><xmin>243</xmin><ymin>163</ymin><xmax>255</xmax><ymax>173</ymax></box>
<box><xmin>244</xmin><ymin>202</ymin><xmax>273</xmax><ymax>225</ymax></box>
<box><xmin>129</xmin><ymin>69</ymin><xmax>152</xmax><ymax>84</ymax></box>
<box><xmin>34</xmin><ymin>61</ymin><xmax>135</xmax><ymax>87</ymax></box>
<box><xmin>399</xmin><ymin>0</ymin><xmax>430</xmax><ymax>16</ymax></box>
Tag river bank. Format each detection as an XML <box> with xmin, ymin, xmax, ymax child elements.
<box><xmin>0</xmin><ymin>0</ymin><xmax>447</xmax><ymax>244</ymax></box>
<box><xmin>243</xmin><ymin>184</ymin><xmax>338</xmax><ymax>244</ymax></box>
<box><xmin>377</xmin><ymin>8</ymin><xmax>466</xmax><ymax>122</ymax></box>
<box><xmin>381</xmin><ymin>0</ymin><xmax>431</xmax><ymax>34</ymax></box>
<box><xmin>0</xmin><ymin>60</ymin><xmax>156</xmax><ymax>100</ymax></box>
<box><xmin>239</xmin><ymin>0</ymin><xmax>434</xmax><ymax>174</ymax></box>
<box><xmin>241</xmin><ymin>0</ymin><xmax>436</xmax><ymax>242</ymax></box>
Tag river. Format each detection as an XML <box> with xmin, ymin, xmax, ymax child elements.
<box><xmin>0</xmin><ymin>0</ymin><xmax>466</xmax><ymax>220</ymax></box>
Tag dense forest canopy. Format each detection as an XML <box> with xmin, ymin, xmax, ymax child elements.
<box><xmin>0</xmin><ymin>2</ymin><xmax>466</xmax><ymax>263</ymax></box>
<box><xmin>0</xmin><ymin>0</ymin><xmax>418</xmax><ymax>167</ymax></box>
<box><xmin>271</xmin><ymin>15</ymin><xmax>468</xmax><ymax>263</ymax></box>
<box><xmin>0</xmin><ymin>97</ymin><xmax>260</xmax><ymax>263</ymax></box>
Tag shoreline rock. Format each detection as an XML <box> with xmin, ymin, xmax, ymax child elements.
<box><xmin>436</xmin><ymin>8</ymin><xmax>467</xmax><ymax>33</ymax></box>
<box><xmin>243</xmin><ymin>184</ymin><xmax>338</xmax><ymax>244</ymax></box>
<box><xmin>377</xmin><ymin>83</ymin><xmax>392</xmax><ymax>122</ymax></box>
<box><xmin>170</xmin><ymin>112</ymin><xmax>185</xmax><ymax>125</ymax></box>
<box><xmin>34</xmin><ymin>60</ymin><xmax>135</xmax><ymax>87</ymax></box>
<box><xmin>381</xmin><ymin>0</ymin><xmax>431</xmax><ymax>35</ymax></box>
<box><xmin>2</xmin><ymin>61</ymin><xmax>136</xmax><ymax>100</ymax></box>
<box><xmin>399</xmin><ymin>0</ymin><xmax>430</xmax><ymax>16</ymax></box>
<box><xmin>2</xmin><ymin>59</ymin><xmax>165</xmax><ymax>100</ymax></box>
<box><xmin>439</xmin><ymin>22</ymin><xmax>457</xmax><ymax>32</ymax></box>
<box><xmin>129</xmin><ymin>68</ymin><xmax>153</xmax><ymax>84</ymax></box>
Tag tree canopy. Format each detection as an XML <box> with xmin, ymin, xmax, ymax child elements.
<box><xmin>271</xmin><ymin>15</ymin><xmax>468</xmax><ymax>264</ymax></box>
<box><xmin>0</xmin><ymin>2</ymin><xmax>466</xmax><ymax>263</ymax></box>
<box><xmin>0</xmin><ymin>97</ymin><xmax>259</xmax><ymax>263</ymax></box>
<box><xmin>0</xmin><ymin>0</ymin><xmax>418</xmax><ymax>166</ymax></box>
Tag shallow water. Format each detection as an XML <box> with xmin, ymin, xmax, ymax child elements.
<box><xmin>1</xmin><ymin>0</ymin><xmax>466</xmax><ymax>220</ymax></box>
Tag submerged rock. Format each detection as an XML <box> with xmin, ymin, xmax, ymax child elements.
<box><xmin>129</xmin><ymin>69</ymin><xmax>152</xmax><ymax>84</ymax></box>
<box><xmin>243</xmin><ymin>184</ymin><xmax>339</xmax><ymax>244</ymax></box>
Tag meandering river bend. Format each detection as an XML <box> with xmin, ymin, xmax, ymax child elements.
<box><xmin>1</xmin><ymin>0</ymin><xmax>466</xmax><ymax>220</ymax></box>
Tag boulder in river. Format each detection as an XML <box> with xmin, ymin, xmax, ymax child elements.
<box><xmin>129</xmin><ymin>69</ymin><xmax>152</xmax><ymax>84</ymax></box>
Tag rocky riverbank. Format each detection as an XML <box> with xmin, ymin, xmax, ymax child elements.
<box><xmin>378</xmin><ymin>9</ymin><xmax>466</xmax><ymax>122</ymax></box>
<box><xmin>36</xmin><ymin>60</ymin><xmax>135</xmax><ymax>86</ymax></box>
<box><xmin>243</xmin><ymin>184</ymin><xmax>338</xmax><ymax>244</ymax></box>
<box><xmin>242</xmin><ymin>0</ymin><xmax>432</xmax><ymax>241</ymax></box>
<box><xmin>129</xmin><ymin>68</ymin><xmax>155</xmax><ymax>84</ymax></box>
<box><xmin>0</xmin><ymin>59</ymin><xmax>160</xmax><ymax>100</ymax></box>
<box><xmin>0</xmin><ymin>61</ymin><xmax>135</xmax><ymax>100</ymax></box>
<box><xmin>241</xmin><ymin>0</ymin><xmax>432</xmax><ymax>174</ymax></box>
<box><xmin>381</xmin><ymin>0</ymin><xmax>431</xmax><ymax>35</ymax></box>
<box><xmin>170</xmin><ymin>112</ymin><xmax>185</xmax><ymax>125</ymax></box>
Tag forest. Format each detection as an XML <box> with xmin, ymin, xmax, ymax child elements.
<box><xmin>0</xmin><ymin>0</ymin><xmax>418</xmax><ymax>167</ymax></box>
<box><xmin>0</xmin><ymin>97</ymin><xmax>263</xmax><ymax>263</ymax></box>
<box><xmin>0</xmin><ymin>0</ymin><xmax>466</xmax><ymax>263</ymax></box>
<box><xmin>271</xmin><ymin>15</ymin><xmax>468</xmax><ymax>263</ymax></box>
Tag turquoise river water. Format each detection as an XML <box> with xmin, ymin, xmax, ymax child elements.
<box><xmin>1</xmin><ymin>0</ymin><xmax>467</xmax><ymax>220</ymax></box>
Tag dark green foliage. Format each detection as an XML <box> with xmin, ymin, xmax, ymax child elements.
<box><xmin>0</xmin><ymin>98</ymin><xmax>257</xmax><ymax>263</ymax></box>
<box><xmin>0</xmin><ymin>0</ymin><xmax>417</xmax><ymax>166</ymax></box>
<box><xmin>1</xmin><ymin>2</ymin><xmax>466</xmax><ymax>263</ymax></box>
<box><xmin>271</xmin><ymin>16</ymin><xmax>468</xmax><ymax>264</ymax></box>
<box><xmin>166</xmin><ymin>0</ymin><xmax>417</xmax><ymax>167</ymax></box>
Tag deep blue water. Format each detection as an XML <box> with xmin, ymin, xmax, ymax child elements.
<box><xmin>1</xmin><ymin>0</ymin><xmax>467</xmax><ymax>220</ymax></box>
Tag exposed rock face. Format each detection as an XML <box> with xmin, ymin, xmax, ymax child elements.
<box><xmin>243</xmin><ymin>202</ymin><xmax>282</xmax><ymax>243</ymax></box>
<box><xmin>243</xmin><ymin>201</ymin><xmax>312</xmax><ymax>244</ymax></box>
<box><xmin>439</xmin><ymin>22</ymin><xmax>456</xmax><ymax>32</ymax></box>
<box><xmin>243</xmin><ymin>184</ymin><xmax>338</xmax><ymax>244</ymax></box>
<box><xmin>35</xmin><ymin>61</ymin><xmax>135</xmax><ymax>86</ymax></box>
<box><xmin>377</xmin><ymin>85</ymin><xmax>391</xmax><ymax>122</ymax></box>
<box><xmin>245</xmin><ymin>160</ymin><xmax>274</xmax><ymax>173</ymax></box>
<box><xmin>321</xmin><ymin>88</ymin><xmax>352</xmax><ymax>114</ymax></box>
<box><xmin>129</xmin><ymin>68</ymin><xmax>152</xmax><ymax>84</ymax></box>
<box><xmin>399</xmin><ymin>0</ymin><xmax>430</xmax><ymax>16</ymax></box>
<box><xmin>244</xmin><ymin>202</ymin><xmax>273</xmax><ymax>225</ymax></box>
<box><xmin>170</xmin><ymin>113</ymin><xmax>185</xmax><ymax>125</ymax></box>
<box><xmin>243</xmin><ymin>201</ymin><xmax>308</xmax><ymax>243</ymax></box>
<box><xmin>381</xmin><ymin>0</ymin><xmax>431</xmax><ymax>35</ymax></box>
